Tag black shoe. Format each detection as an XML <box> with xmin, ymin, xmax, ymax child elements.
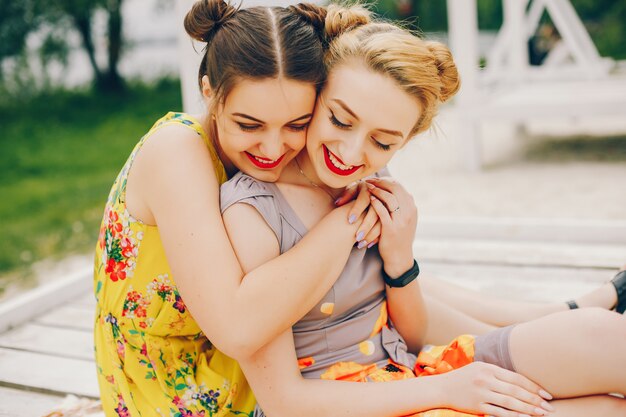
<box><xmin>611</xmin><ymin>270</ymin><xmax>626</xmax><ymax>314</ymax></box>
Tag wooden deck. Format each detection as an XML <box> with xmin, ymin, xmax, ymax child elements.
<box><xmin>1</xmin><ymin>229</ymin><xmax>625</xmax><ymax>416</ymax></box>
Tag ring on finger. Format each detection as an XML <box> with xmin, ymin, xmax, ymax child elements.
<box><xmin>390</xmin><ymin>206</ymin><xmax>400</xmax><ymax>213</ymax></box>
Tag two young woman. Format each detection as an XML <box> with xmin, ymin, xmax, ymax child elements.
<box><xmin>93</xmin><ymin>1</ymin><xmax>626</xmax><ymax>416</ymax></box>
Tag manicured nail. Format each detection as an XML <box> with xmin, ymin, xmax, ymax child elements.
<box><xmin>335</xmin><ymin>198</ymin><xmax>341</xmax><ymax>205</ymax></box>
<box><xmin>357</xmin><ymin>240</ymin><xmax>367</xmax><ymax>249</ymax></box>
<box><xmin>366</xmin><ymin>182</ymin><xmax>375</xmax><ymax>189</ymax></box>
<box><xmin>538</xmin><ymin>390</ymin><xmax>553</xmax><ymax>400</ymax></box>
<box><xmin>541</xmin><ymin>401</ymin><xmax>555</xmax><ymax>412</ymax></box>
<box><xmin>519</xmin><ymin>414</ymin><xmax>531</xmax><ymax>417</ymax></box>
<box><xmin>348</xmin><ymin>214</ymin><xmax>357</xmax><ymax>224</ymax></box>
<box><xmin>356</xmin><ymin>231</ymin><xmax>365</xmax><ymax>241</ymax></box>
<box><xmin>367</xmin><ymin>241</ymin><xmax>376</xmax><ymax>249</ymax></box>
<box><xmin>534</xmin><ymin>407</ymin><xmax>547</xmax><ymax>416</ymax></box>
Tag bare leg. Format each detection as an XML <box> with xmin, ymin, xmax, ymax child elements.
<box><xmin>509</xmin><ymin>308</ymin><xmax>626</xmax><ymax>398</ymax></box>
<box><xmin>549</xmin><ymin>395</ymin><xmax>626</xmax><ymax>416</ymax></box>
<box><xmin>420</xmin><ymin>269</ymin><xmax>621</xmax><ymax>327</ymax></box>
<box><xmin>420</xmin><ymin>275</ymin><xmax>568</xmax><ymax>327</ymax></box>
<box><xmin>424</xmin><ymin>296</ymin><xmax>497</xmax><ymax>345</ymax></box>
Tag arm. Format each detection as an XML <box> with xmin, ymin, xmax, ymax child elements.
<box><xmin>366</xmin><ymin>178</ymin><xmax>427</xmax><ymax>353</ymax></box>
<box><xmin>224</xmin><ymin>195</ymin><xmax>551</xmax><ymax>417</ymax></box>
<box><xmin>129</xmin><ymin>126</ymin><xmax>368</xmax><ymax>359</ymax></box>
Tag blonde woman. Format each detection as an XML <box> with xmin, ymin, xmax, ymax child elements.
<box><xmin>221</xmin><ymin>5</ymin><xmax>626</xmax><ymax>417</ymax></box>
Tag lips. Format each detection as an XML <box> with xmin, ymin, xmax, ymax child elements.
<box><xmin>322</xmin><ymin>145</ymin><xmax>362</xmax><ymax>176</ymax></box>
<box><xmin>245</xmin><ymin>152</ymin><xmax>285</xmax><ymax>169</ymax></box>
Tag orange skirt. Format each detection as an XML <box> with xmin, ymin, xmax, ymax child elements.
<box><xmin>320</xmin><ymin>335</ymin><xmax>483</xmax><ymax>417</ymax></box>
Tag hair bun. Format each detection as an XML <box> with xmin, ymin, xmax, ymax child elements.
<box><xmin>184</xmin><ymin>0</ymin><xmax>238</xmax><ymax>43</ymax></box>
<box><xmin>289</xmin><ymin>3</ymin><xmax>327</xmax><ymax>34</ymax></box>
<box><xmin>425</xmin><ymin>41</ymin><xmax>460</xmax><ymax>102</ymax></box>
<box><xmin>324</xmin><ymin>4</ymin><xmax>371</xmax><ymax>40</ymax></box>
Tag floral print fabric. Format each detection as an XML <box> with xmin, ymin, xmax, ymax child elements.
<box><xmin>94</xmin><ymin>112</ymin><xmax>255</xmax><ymax>417</ymax></box>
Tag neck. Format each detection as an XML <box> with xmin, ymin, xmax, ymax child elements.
<box><xmin>291</xmin><ymin>153</ymin><xmax>342</xmax><ymax>200</ymax></box>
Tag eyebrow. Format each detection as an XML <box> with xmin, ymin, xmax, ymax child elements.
<box><xmin>331</xmin><ymin>99</ymin><xmax>404</xmax><ymax>139</ymax></box>
<box><xmin>232</xmin><ymin>112</ymin><xmax>313</xmax><ymax>124</ymax></box>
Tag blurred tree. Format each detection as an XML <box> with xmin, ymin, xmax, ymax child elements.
<box><xmin>44</xmin><ymin>0</ymin><xmax>125</xmax><ymax>91</ymax></box>
<box><xmin>371</xmin><ymin>0</ymin><xmax>625</xmax><ymax>59</ymax></box>
<box><xmin>0</xmin><ymin>0</ymin><xmax>125</xmax><ymax>92</ymax></box>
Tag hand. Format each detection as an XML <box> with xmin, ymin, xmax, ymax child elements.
<box><xmin>363</xmin><ymin>178</ymin><xmax>417</xmax><ymax>274</ymax></box>
<box><xmin>440</xmin><ymin>362</ymin><xmax>554</xmax><ymax>417</ymax></box>
<box><xmin>335</xmin><ymin>182</ymin><xmax>382</xmax><ymax>248</ymax></box>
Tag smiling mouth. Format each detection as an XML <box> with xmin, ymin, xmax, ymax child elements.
<box><xmin>322</xmin><ymin>145</ymin><xmax>362</xmax><ymax>176</ymax></box>
<box><xmin>245</xmin><ymin>152</ymin><xmax>285</xmax><ymax>169</ymax></box>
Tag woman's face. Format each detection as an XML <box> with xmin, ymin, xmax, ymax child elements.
<box><xmin>305</xmin><ymin>62</ymin><xmax>421</xmax><ymax>189</ymax></box>
<box><xmin>212</xmin><ymin>77</ymin><xmax>317</xmax><ymax>182</ymax></box>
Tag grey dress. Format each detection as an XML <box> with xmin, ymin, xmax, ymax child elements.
<box><xmin>220</xmin><ymin>172</ymin><xmax>513</xmax><ymax>416</ymax></box>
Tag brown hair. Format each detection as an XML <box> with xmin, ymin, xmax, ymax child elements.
<box><xmin>184</xmin><ymin>0</ymin><xmax>328</xmax><ymax>139</ymax></box>
<box><xmin>323</xmin><ymin>5</ymin><xmax>460</xmax><ymax>137</ymax></box>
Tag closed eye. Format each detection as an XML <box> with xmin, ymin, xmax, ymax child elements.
<box><xmin>330</xmin><ymin>112</ymin><xmax>351</xmax><ymax>129</ymax></box>
<box><xmin>237</xmin><ymin>123</ymin><xmax>261</xmax><ymax>132</ymax></box>
<box><xmin>287</xmin><ymin>123</ymin><xmax>309</xmax><ymax>132</ymax></box>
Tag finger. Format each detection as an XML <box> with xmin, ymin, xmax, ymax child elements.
<box><xmin>480</xmin><ymin>403</ymin><xmax>530</xmax><ymax>417</ymax></box>
<box><xmin>347</xmin><ymin>183</ymin><xmax>370</xmax><ymax>224</ymax></box>
<box><xmin>366</xmin><ymin>183</ymin><xmax>399</xmax><ymax>212</ymax></box>
<box><xmin>335</xmin><ymin>182</ymin><xmax>360</xmax><ymax>207</ymax></box>
<box><xmin>366</xmin><ymin>177</ymin><xmax>400</xmax><ymax>193</ymax></box>
<box><xmin>355</xmin><ymin>207</ymin><xmax>379</xmax><ymax>246</ymax></box>
<box><xmin>494</xmin><ymin>368</ymin><xmax>552</xmax><ymax>402</ymax></box>
<box><xmin>369</xmin><ymin>195</ymin><xmax>392</xmax><ymax>227</ymax></box>
<box><xmin>487</xmin><ymin>391</ymin><xmax>548</xmax><ymax>416</ymax></box>
<box><xmin>363</xmin><ymin>221</ymin><xmax>381</xmax><ymax>246</ymax></box>
<box><xmin>492</xmin><ymin>380</ymin><xmax>551</xmax><ymax>412</ymax></box>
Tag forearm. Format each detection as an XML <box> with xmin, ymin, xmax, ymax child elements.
<box><xmin>249</xmin><ymin>368</ymin><xmax>448</xmax><ymax>417</ymax></box>
<box><xmin>384</xmin><ymin>256</ymin><xmax>428</xmax><ymax>354</ymax></box>
<box><xmin>225</xmin><ymin>206</ymin><xmax>360</xmax><ymax>358</ymax></box>
<box><xmin>387</xmin><ymin>280</ymin><xmax>428</xmax><ymax>354</ymax></box>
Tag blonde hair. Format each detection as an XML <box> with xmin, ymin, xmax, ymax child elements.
<box><xmin>323</xmin><ymin>4</ymin><xmax>460</xmax><ymax>137</ymax></box>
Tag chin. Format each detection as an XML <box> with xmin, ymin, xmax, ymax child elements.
<box><xmin>242</xmin><ymin>167</ymin><xmax>282</xmax><ymax>183</ymax></box>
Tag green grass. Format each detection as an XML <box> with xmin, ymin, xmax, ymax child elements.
<box><xmin>525</xmin><ymin>135</ymin><xmax>626</xmax><ymax>162</ymax></box>
<box><xmin>0</xmin><ymin>78</ymin><xmax>182</xmax><ymax>292</ymax></box>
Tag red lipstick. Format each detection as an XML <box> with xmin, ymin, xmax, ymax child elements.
<box><xmin>322</xmin><ymin>145</ymin><xmax>361</xmax><ymax>176</ymax></box>
<box><xmin>245</xmin><ymin>152</ymin><xmax>285</xmax><ymax>169</ymax></box>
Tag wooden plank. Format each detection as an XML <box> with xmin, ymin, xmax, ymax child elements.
<box><xmin>34</xmin><ymin>305</ymin><xmax>94</xmax><ymax>332</ymax></box>
<box><xmin>71</xmin><ymin>292</ymin><xmax>96</xmax><ymax>309</ymax></box>
<box><xmin>422</xmin><ymin>261</ymin><xmax>607</xmax><ymax>303</ymax></box>
<box><xmin>0</xmin><ymin>347</ymin><xmax>99</xmax><ymax>398</ymax></box>
<box><xmin>413</xmin><ymin>238</ymin><xmax>626</xmax><ymax>269</ymax></box>
<box><xmin>0</xmin><ymin>323</ymin><xmax>93</xmax><ymax>361</ymax></box>
<box><xmin>418</xmin><ymin>217</ymin><xmax>626</xmax><ymax>245</ymax></box>
<box><xmin>0</xmin><ymin>386</ymin><xmax>65</xmax><ymax>417</ymax></box>
<box><xmin>0</xmin><ymin>267</ymin><xmax>92</xmax><ymax>334</ymax></box>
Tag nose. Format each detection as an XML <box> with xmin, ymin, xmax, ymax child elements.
<box><xmin>258</xmin><ymin>130</ymin><xmax>285</xmax><ymax>161</ymax></box>
<box><xmin>337</xmin><ymin>132</ymin><xmax>365</xmax><ymax>167</ymax></box>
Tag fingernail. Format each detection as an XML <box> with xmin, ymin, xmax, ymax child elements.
<box><xmin>519</xmin><ymin>414</ymin><xmax>531</xmax><ymax>417</ymax></box>
<box><xmin>348</xmin><ymin>214</ymin><xmax>357</xmax><ymax>224</ymax></box>
<box><xmin>541</xmin><ymin>401</ymin><xmax>555</xmax><ymax>412</ymax></box>
<box><xmin>539</xmin><ymin>389</ymin><xmax>553</xmax><ymax>400</ymax></box>
<box><xmin>534</xmin><ymin>407</ymin><xmax>547</xmax><ymax>416</ymax></box>
<box><xmin>335</xmin><ymin>198</ymin><xmax>341</xmax><ymax>205</ymax></box>
<box><xmin>367</xmin><ymin>241</ymin><xmax>376</xmax><ymax>249</ymax></box>
<box><xmin>356</xmin><ymin>231</ymin><xmax>365</xmax><ymax>241</ymax></box>
<box><xmin>366</xmin><ymin>183</ymin><xmax>375</xmax><ymax>189</ymax></box>
<box><xmin>357</xmin><ymin>240</ymin><xmax>367</xmax><ymax>249</ymax></box>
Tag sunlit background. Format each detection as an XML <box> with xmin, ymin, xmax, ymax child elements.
<box><xmin>1</xmin><ymin>0</ymin><xmax>625</xmax><ymax>299</ymax></box>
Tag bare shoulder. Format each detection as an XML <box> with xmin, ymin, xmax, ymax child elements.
<box><xmin>126</xmin><ymin>121</ymin><xmax>221</xmax><ymax>224</ymax></box>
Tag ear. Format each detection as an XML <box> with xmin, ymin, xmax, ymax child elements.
<box><xmin>201</xmin><ymin>75</ymin><xmax>212</xmax><ymax>99</ymax></box>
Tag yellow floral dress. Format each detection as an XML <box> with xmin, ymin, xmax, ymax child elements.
<box><xmin>94</xmin><ymin>112</ymin><xmax>255</xmax><ymax>417</ymax></box>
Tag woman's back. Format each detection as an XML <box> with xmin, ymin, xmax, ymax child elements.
<box><xmin>94</xmin><ymin>112</ymin><xmax>254</xmax><ymax>416</ymax></box>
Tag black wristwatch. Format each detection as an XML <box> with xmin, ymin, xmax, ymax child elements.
<box><xmin>382</xmin><ymin>259</ymin><xmax>420</xmax><ymax>288</ymax></box>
